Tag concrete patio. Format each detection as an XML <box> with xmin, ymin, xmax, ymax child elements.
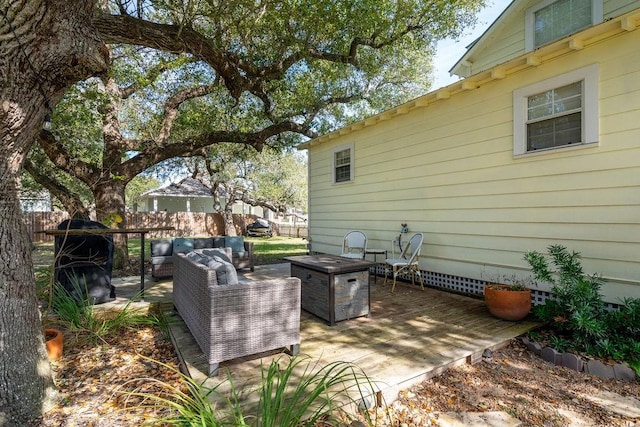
<box><xmin>108</xmin><ymin>262</ymin><xmax>540</xmax><ymax>409</ymax></box>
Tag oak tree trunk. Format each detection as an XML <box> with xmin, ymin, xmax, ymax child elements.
<box><xmin>0</xmin><ymin>2</ymin><xmax>107</xmax><ymax>423</ymax></box>
<box><xmin>93</xmin><ymin>179</ymin><xmax>129</xmax><ymax>268</ymax></box>
<box><xmin>222</xmin><ymin>207</ymin><xmax>237</xmax><ymax>236</ymax></box>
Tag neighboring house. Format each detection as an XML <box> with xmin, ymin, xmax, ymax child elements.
<box><xmin>136</xmin><ymin>177</ymin><xmax>270</xmax><ymax>218</ymax></box>
<box><xmin>20</xmin><ymin>190</ymin><xmax>52</xmax><ymax>212</ymax></box>
<box><xmin>299</xmin><ymin>0</ymin><xmax>640</xmax><ymax>304</ymax></box>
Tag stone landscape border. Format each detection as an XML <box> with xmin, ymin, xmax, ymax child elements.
<box><xmin>521</xmin><ymin>336</ymin><xmax>636</xmax><ymax>381</ymax></box>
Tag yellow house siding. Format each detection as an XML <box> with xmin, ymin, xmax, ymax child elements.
<box><xmin>605</xmin><ymin>0</ymin><xmax>640</xmax><ymax>17</ymax></box>
<box><xmin>306</xmin><ymin>28</ymin><xmax>640</xmax><ymax>302</ymax></box>
<box><xmin>467</xmin><ymin>14</ymin><xmax>526</xmax><ymax>77</ymax></box>
<box><xmin>457</xmin><ymin>1</ymin><xmax>639</xmax><ymax>77</ymax></box>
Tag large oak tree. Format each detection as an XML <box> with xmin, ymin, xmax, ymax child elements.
<box><xmin>1</xmin><ymin>0</ymin><xmax>484</xmax><ymax>423</ymax></box>
<box><xmin>0</xmin><ymin>2</ymin><xmax>109</xmax><ymax>424</ymax></box>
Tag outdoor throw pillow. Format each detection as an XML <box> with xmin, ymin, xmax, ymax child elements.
<box><xmin>205</xmin><ymin>257</ymin><xmax>239</xmax><ymax>285</ymax></box>
<box><xmin>201</xmin><ymin>248</ymin><xmax>232</xmax><ymax>264</ymax></box>
<box><xmin>224</xmin><ymin>236</ymin><xmax>245</xmax><ymax>254</ymax></box>
<box><xmin>185</xmin><ymin>251</ymin><xmax>207</xmax><ymax>264</ymax></box>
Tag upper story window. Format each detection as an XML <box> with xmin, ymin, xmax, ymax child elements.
<box><xmin>333</xmin><ymin>143</ymin><xmax>354</xmax><ymax>184</ymax></box>
<box><xmin>513</xmin><ymin>64</ymin><xmax>598</xmax><ymax>156</ymax></box>
<box><xmin>525</xmin><ymin>0</ymin><xmax>602</xmax><ymax>51</ymax></box>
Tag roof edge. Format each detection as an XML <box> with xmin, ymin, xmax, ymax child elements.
<box><xmin>297</xmin><ymin>8</ymin><xmax>639</xmax><ymax>151</ymax></box>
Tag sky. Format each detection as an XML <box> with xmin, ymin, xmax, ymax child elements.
<box><xmin>431</xmin><ymin>0</ymin><xmax>513</xmax><ymax>89</ymax></box>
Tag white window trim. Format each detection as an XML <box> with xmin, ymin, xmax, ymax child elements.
<box><xmin>331</xmin><ymin>142</ymin><xmax>354</xmax><ymax>184</ymax></box>
<box><xmin>513</xmin><ymin>63</ymin><xmax>599</xmax><ymax>157</ymax></box>
<box><xmin>525</xmin><ymin>0</ymin><xmax>603</xmax><ymax>51</ymax></box>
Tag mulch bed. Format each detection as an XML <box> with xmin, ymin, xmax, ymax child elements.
<box><xmin>32</xmin><ymin>323</ymin><xmax>639</xmax><ymax>426</ymax></box>
<box><xmin>33</xmin><ymin>324</ymin><xmax>183</xmax><ymax>426</ymax></box>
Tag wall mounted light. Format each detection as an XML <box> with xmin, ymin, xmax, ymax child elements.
<box><xmin>42</xmin><ymin>113</ymin><xmax>52</xmax><ymax>131</ymax></box>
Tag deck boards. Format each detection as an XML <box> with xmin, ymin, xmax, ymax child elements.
<box><xmin>111</xmin><ymin>263</ymin><xmax>540</xmax><ymax>408</ymax></box>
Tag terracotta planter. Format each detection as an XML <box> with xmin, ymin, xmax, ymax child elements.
<box><xmin>484</xmin><ymin>284</ymin><xmax>532</xmax><ymax>321</ymax></box>
<box><xmin>45</xmin><ymin>328</ymin><xmax>63</xmax><ymax>361</ymax></box>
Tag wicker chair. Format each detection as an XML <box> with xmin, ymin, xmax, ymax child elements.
<box><xmin>340</xmin><ymin>230</ymin><xmax>367</xmax><ymax>259</ymax></box>
<box><xmin>383</xmin><ymin>232</ymin><xmax>425</xmax><ymax>292</ymax></box>
<box><xmin>173</xmin><ymin>253</ymin><xmax>301</xmax><ymax>376</ymax></box>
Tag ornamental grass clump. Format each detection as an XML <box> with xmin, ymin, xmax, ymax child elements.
<box><xmin>122</xmin><ymin>355</ymin><xmax>381</xmax><ymax>426</ymax></box>
<box><xmin>49</xmin><ymin>281</ymin><xmax>158</xmax><ymax>342</ymax></box>
<box><xmin>524</xmin><ymin>245</ymin><xmax>640</xmax><ymax>371</ymax></box>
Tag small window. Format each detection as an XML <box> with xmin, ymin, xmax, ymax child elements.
<box><xmin>513</xmin><ymin>64</ymin><xmax>598</xmax><ymax>156</ymax></box>
<box><xmin>525</xmin><ymin>0</ymin><xmax>602</xmax><ymax>51</ymax></box>
<box><xmin>332</xmin><ymin>144</ymin><xmax>354</xmax><ymax>184</ymax></box>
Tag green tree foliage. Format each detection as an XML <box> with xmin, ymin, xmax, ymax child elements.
<box><xmin>31</xmin><ymin>0</ymin><xmax>484</xmax><ymax>247</ymax></box>
<box><xmin>125</xmin><ymin>175</ymin><xmax>160</xmax><ymax>211</ymax></box>
<box><xmin>184</xmin><ymin>144</ymin><xmax>306</xmax><ymax>235</ymax></box>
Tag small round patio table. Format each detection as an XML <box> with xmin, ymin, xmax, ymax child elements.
<box><xmin>365</xmin><ymin>248</ymin><xmax>387</xmax><ymax>284</ymax></box>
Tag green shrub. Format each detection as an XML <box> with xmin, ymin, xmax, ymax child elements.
<box><xmin>524</xmin><ymin>245</ymin><xmax>640</xmax><ymax>365</ymax></box>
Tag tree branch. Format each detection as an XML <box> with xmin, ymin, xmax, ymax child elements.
<box><xmin>94</xmin><ymin>14</ymin><xmax>251</xmax><ymax>100</ymax></box>
<box><xmin>37</xmin><ymin>131</ymin><xmax>97</xmax><ymax>182</ymax></box>
<box><xmin>156</xmin><ymin>83</ymin><xmax>218</xmax><ymax>145</ymax></box>
<box><xmin>23</xmin><ymin>158</ymin><xmax>91</xmax><ymax>219</ymax></box>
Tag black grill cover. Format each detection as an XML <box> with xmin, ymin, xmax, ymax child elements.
<box><xmin>54</xmin><ymin>219</ymin><xmax>115</xmax><ymax>304</ymax></box>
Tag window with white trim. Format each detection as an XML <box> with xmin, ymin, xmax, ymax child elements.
<box><xmin>332</xmin><ymin>143</ymin><xmax>354</xmax><ymax>184</ymax></box>
<box><xmin>525</xmin><ymin>0</ymin><xmax>602</xmax><ymax>51</ymax></box>
<box><xmin>513</xmin><ymin>64</ymin><xmax>598</xmax><ymax>156</ymax></box>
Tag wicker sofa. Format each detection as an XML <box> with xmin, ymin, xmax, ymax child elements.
<box><xmin>150</xmin><ymin>236</ymin><xmax>254</xmax><ymax>280</ymax></box>
<box><xmin>173</xmin><ymin>252</ymin><xmax>301</xmax><ymax>376</ymax></box>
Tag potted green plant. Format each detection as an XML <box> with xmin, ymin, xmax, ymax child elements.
<box><xmin>483</xmin><ymin>273</ymin><xmax>534</xmax><ymax>321</ymax></box>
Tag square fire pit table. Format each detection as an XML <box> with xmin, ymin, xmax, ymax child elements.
<box><xmin>285</xmin><ymin>255</ymin><xmax>373</xmax><ymax>326</ymax></box>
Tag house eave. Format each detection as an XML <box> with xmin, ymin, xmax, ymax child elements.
<box><xmin>297</xmin><ymin>7</ymin><xmax>639</xmax><ymax>151</ymax></box>
<box><xmin>449</xmin><ymin>0</ymin><xmax>520</xmax><ymax>78</ymax></box>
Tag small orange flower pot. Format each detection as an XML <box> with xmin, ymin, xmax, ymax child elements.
<box><xmin>45</xmin><ymin>328</ymin><xmax>63</xmax><ymax>361</ymax></box>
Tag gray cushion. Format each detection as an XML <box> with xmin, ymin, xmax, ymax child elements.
<box><xmin>205</xmin><ymin>258</ymin><xmax>238</xmax><ymax>285</ymax></box>
<box><xmin>150</xmin><ymin>255</ymin><xmax>173</xmax><ymax>265</ymax></box>
<box><xmin>225</xmin><ymin>236</ymin><xmax>245</xmax><ymax>254</ymax></box>
<box><xmin>193</xmin><ymin>237</ymin><xmax>214</xmax><ymax>249</ymax></box>
<box><xmin>151</xmin><ymin>240</ymin><xmax>173</xmax><ymax>256</ymax></box>
<box><xmin>212</xmin><ymin>237</ymin><xmax>225</xmax><ymax>248</ymax></box>
<box><xmin>201</xmin><ymin>248</ymin><xmax>232</xmax><ymax>263</ymax></box>
<box><xmin>189</xmin><ymin>250</ymin><xmax>238</xmax><ymax>285</ymax></box>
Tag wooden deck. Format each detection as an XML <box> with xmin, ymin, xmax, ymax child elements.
<box><xmin>111</xmin><ymin>263</ymin><xmax>539</xmax><ymax>408</ymax></box>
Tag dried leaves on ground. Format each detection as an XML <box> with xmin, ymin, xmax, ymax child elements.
<box><xmin>34</xmin><ymin>328</ymin><xmax>639</xmax><ymax>426</ymax></box>
<box><xmin>372</xmin><ymin>339</ymin><xmax>640</xmax><ymax>426</ymax></box>
<box><xmin>34</xmin><ymin>325</ymin><xmax>183</xmax><ymax>426</ymax></box>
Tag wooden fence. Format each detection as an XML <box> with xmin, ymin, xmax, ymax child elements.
<box><xmin>25</xmin><ymin>211</ymin><xmax>307</xmax><ymax>243</ymax></box>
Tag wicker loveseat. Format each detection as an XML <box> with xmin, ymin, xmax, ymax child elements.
<box><xmin>173</xmin><ymin>252</ymin><xmax>301</xmax><ymax>376</ymax></box>
<box><xmin>150</xmin><ymin>236</ymin><xmax>254</xmax><ymax>280</ymax></box>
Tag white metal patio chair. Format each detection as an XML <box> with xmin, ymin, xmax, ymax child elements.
<box><xmin>340</xmin><ymin>230</ymin><xmax>367</xmax><ymax>259</ymax></box>
<box><xmin>383</xmin><ymin>232</ymin><xmax>425</xmax><ymax>292</ymax></box>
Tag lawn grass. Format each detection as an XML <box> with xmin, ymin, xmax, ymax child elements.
<box><xmin>134</xmin><ymin>235</ymin><xmax>307</xmax><ymax>264</ymax></box>
<box><xmin>33</xmin><ymin>235</ymin><xmax>308</xmax><ymax>283</ymax></box>
<box><xmin>246</xmin><ymin>236</ymin><xmax>308</xmax><ymax>264</ymax></box>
